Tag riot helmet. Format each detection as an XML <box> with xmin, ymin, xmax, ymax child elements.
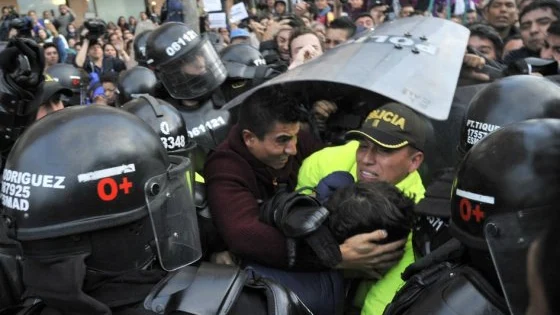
<box><xmin>117</xmin><ymin>66</ymin><xmax>158</xmax><ymax>105</ymax></box>
<box><xmin>449</xmin><ymin>119</ymin><xmax>560</xmax><ymax>315</ymax></box>
<box><xmin>133</xmin><ymin>30</ymin><xmax>152</xmax><ymax>66</ymax></box>
<box><xmin>458</xmin><ymin>75</ymin><xmax>560</xmax><ymax>156</ymax></box>
<box><xmin>45</xmin><ymin>64</ymin><xmax>89</xmax><ymax>106</ymax></box>
<box><xmin>2</xmin><ymin>106</ymin><xmax>201</xmax><ymax>273</ymax></box>
<box><xmin>413</xmin><ymin>75</ymin><xmax>560</xmax><ymax>259</ymax></box>
<box><xmin>145</xmin><ymin>22</ymin><xmax>227</xmax><ymax>100</ymax></box>
<box><xmin>219</xmin><ymin>44</ymin><xmax>279</xmax><ymax>102</ymax></box>
<box><xmin>121</xmin><ymin>95</ymin><xmax>196</xmax><ymax>159</ymax></box>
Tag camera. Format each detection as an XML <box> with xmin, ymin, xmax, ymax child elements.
<box><xmin>84</xmin><ymin>18</ymin><xmax>107</xmax><ymax>42</ymax></box>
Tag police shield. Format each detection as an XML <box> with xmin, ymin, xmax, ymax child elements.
<box><xmin>144</xmin><ymin>155</ymin><xmax>202</xmax><ymax>271</ymax></box>
<box><xmin>484</xmin><ymin>207</ymin><xmax>553</xmax><ymax>315</ymax></box>
<box><xmin>224</xmin><ymin>16</ymin><xmax>469</xmax><ymax>120</ymax></box>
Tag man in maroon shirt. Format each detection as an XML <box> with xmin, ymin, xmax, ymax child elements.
<box><xmin>204</xmin><ymin>88</ymin><xmax>406</xmax><ymax>314</ymax></box>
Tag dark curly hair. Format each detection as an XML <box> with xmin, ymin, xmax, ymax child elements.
<box><xmin>325</xmin><ymin>181</ymin><xmax>415</xmax><ymax>244</ymax></box>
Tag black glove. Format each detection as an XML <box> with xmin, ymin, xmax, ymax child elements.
<box><xmin>0</xmin><ymin>38</ymin><xmax>44</xmax><ymax>91</ymax></box>
<box><xmin>259</xmin><ymin>186</ymin><xmax>339</xmax><ymax>268</ymax></box>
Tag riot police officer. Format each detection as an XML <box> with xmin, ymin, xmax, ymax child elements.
<box><xmin>133</xmin><ymin>30</ymin><xmax>152</xmax><ymax>67</ymax></box>
<box><xmin>412</xmin><ymin>75</ymin><xmax>560</xmax><ymax>259</ymax></box>
<box><xmin>45</xmin><ymin>63</ymin><xmax>89</xmax><ymax>106</ymax></box>
<box><xmin>145</xmin><ymin>22</ymin><xmax>231</xmax><ymax>158</ymax></box>
<box><xmin>0</xmin><ymin>37</ymin><xmax>45</xmax><ymax>311</ymax></box>
<box><xmin>121</xmin><ymin>95</ymin><xmax>224</xmax><ymax>258</ymax></box>
<box><xmin>384</xmin><ymin>118</ymin><xmax>560</xmax><ymax>315</ymax></box>
<box><xmin>219</xmin><ymin>44</ymin><xmax>280</xmax><ymax>102</ymax></box>
<box><xmin>117</xmin><ymin>66</ymin><xmax>159</xmax><ymax>106</ymax></box>
<box><xmin>0</xmin><ymin>106</ymin><xmax>311</xmax><ymax>315</ymax></box>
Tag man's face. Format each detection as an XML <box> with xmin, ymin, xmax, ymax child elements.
<box><xmin>520</xmin><ymin>8</ymin><xmax>558</xmax><ymax>52</ymax></box>
<box><xmin>469</xmin><ymin>35</ymin><xmax>498</xmax><ymax>60</ymax></box>
<box><xmin>540</xmin><ymin>32</ymin><xmax>560</xmax><ymax>61</ymax></box>
<box><xmin>349</xmin><ymin>0</ymin><xmax>364</xmax><ymax>10</ymax></box>
<box><xmin>140</xmin><ymin>12</ymin><xmax>148</xmax><ymax>20</ymax></box>
<box><xmin>276</xmin><ymin>28</ymin><xmax>292</xmax><ymax>61</ymax></box>
<box><xmin>356</xmin><ymin>16</ymin><xmax>375</xmax><ymax>28</ymax></box>
<box><xmin>526</xmin><ymin>240</ymin><xmax>550</xmax><ymax>315</ymax></box>
<box><xmin>370</xmin><ymin>5</ymin><xmax>388</xmax><ymax>25</ymax></box>
<box><xmin>244</xmin><ymin>122</ymin><xmax>300</xmax><ymax>170</ymax></box>
<box><xmin>484</xmin><ymin>0</ymin><xmax>517</xmax><ymax>29</ymax></box>
<box><xmin>275</xmin><ymin>3</ymin><xmax>286</xmax><ymax>14</ymax></box>
<box><xmin>103</xmin><ymin>82</ymin><xmax>117</xmax><ymax>104</ymax></box>
<box><xmin>400</xmin><ymin>5</ymin><xmax>414</xmax><ymax>18</ymax></box>
<box><xmin>355</xmin><ymin>140</ymin><xmax>423</xmax><ymax>185</ymax></box>
<box><xmin>267</xmin><ymin>0</ymin><xmax>275</xmax><ymax>8</ymax></box>
<box><xmin>326</xmin><ymin>28</ymin><xmax>349</xmax><ymax>49</ymax></box>
<box><xmin>44</xmin><ymin>47</ymin><xmax>59</xmax><ymax>66</ymax></box>
<box><xmin>36</xmin><ymin>100</ymin><xmax>64</xmax><ymax>120</ymax></box>
<box><xmin>290</xmin><ymin>33</ymin><xmax>323</xmax><ymax>57</ymax></box>
<box><xmin>466</xmin><ymin>11</ymin><xmax>478</xmax><ymax>24</ymax></box>
<box><xmin>502</xmin><ymin>38</ymin><xmax>524</xmax><ymax>58</ymax></box>
<box><xmin>59</xmin><ymin>5</ymin><xmax>68</xmax><ymax>15</ymax></box>
<box><xmin>88</xmin><ymin>44</ymin><xmax>103</xmax><ymax>60</ymax></box>
<box><xmin>315</xmin><ymin>0</ymin><xmax>328</xmax><ymax>10</ymax></box>
<box><xmin>182</xmin><ymin>55</ymin><xmax>207</xmax><ymax>75</ymax></box>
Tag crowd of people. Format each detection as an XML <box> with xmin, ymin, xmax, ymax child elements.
<box><xmin>0</xmin><ymin>0</ymin><xmax>558</xmax><ymax>314</ymax></box>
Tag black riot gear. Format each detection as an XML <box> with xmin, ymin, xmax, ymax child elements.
<box><xmin>122</xmin><ymin>95</ymin><xmax>199</xmax><ymax>163</ymax></box>
<box><xmin>45</xmin><ymin>63</ymin><xmax>89</xmax><ymax>106</ymax></box>
<box><xmin>413</xmin><ymin>75</ymin><xmax>560</xmax><ymax>259</ymax></box>
<box><xmin>145</xmin><ymin>22</ymin><xmax>227</xmax><ymax>100</ymax></box>
<box><xmin>219</xmin><ymin>44</ymin><xmax>280</xmax><ymax>102</ymax></box>
<box><xmin>457</xmin><ymin>75</ymin><xmax>560</xmax><ymax>156</ymax></box>
<box><xmin>117</xmin><ymin>66</ymin><xmax>158</xmax><ymax>105</ymax></box>
<box><xmin>385</xmin><ymin>119</ymin><xmax>560</xmax><ymax>315</ymax></box>
<box><xmin>133</xmin><ymin>30</ymin><xmax>152</xmax><ymax>66</ymax></box>
<box><xmin>448</xmin><ymin>119</ymin><xmax>560</xmax><ymax>315</ymax></box>
<box><xmin>2</xmin><ymin>105</ymin><xmax>201</xmax><ymax>271</ymax></box>
<box><xmin>0</xmin><ymin>106</ymin><xmax>313</xmax><ymax>315</ymax></box>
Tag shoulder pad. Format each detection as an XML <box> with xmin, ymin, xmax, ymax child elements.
<box><xmin>144</xmin><ymin>263</ymin><xmax>246</xmax><ymax>315</ymax></box>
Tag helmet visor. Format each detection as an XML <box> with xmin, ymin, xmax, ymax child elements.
<box><xmin>144</xmin><ymin>155</ymin><xmax>201</xmax><ymax>271</ymax></box>
<box><xmin>158</xmin><ymin>39</ymin><xmax>227</xmax><ymax>100</ymax></box>
<box><xmin>484</xmin><ymin>208</ymin><xmax>552</xmax><ymax>315</ymax></box>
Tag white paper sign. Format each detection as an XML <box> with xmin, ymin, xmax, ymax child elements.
<box><xmin>230</xmin><ymin>2</ymin><xmax>249</xmax><ymax>23</ymax></box>
<box><xmin>208</xmin><ymin>12</ymin><xmax>228</xmax><ymax>29</ymax></box>
<box><xmin>203</xmin><ymin>0</ymin><xmax>223</xmax><ymax>12</ymax></box>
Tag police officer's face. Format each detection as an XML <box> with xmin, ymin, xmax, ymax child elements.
<box><xmin>468</xmin><ymin>35</ymin><xmax>498</xmax><ymax>61</ymax></box>
<box><xmin>243</xmin><ymin>122</ymin><xmax>300</xmax><ymax>170</ymax></box>
<box><xmin>36</xmin><ymin>100</ymin><xmax>64</xmax><ymax>120</ymax></box>
<box><xmin>485</xmin><ymin>0</ymin><xmax>517</xmax><ymax>29</ymax></box>
<box><xmin>356</xmin><ymin>140</ymin><xmax>423</xmax><ymax>185</ymax></box>
<box><xmin>540</xmin><ymin>32</ymin><xmax>560</xmax><ymax>62</ymax></box>
<box><xmin>520</xmin><ymin>8</ymin><xmax>558</xmax><ymax>51</ymax></box>
<box><xmin>182</xmin><ymin>55</ymin><xmax>207</xmax><ymax>76</ymax></box>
